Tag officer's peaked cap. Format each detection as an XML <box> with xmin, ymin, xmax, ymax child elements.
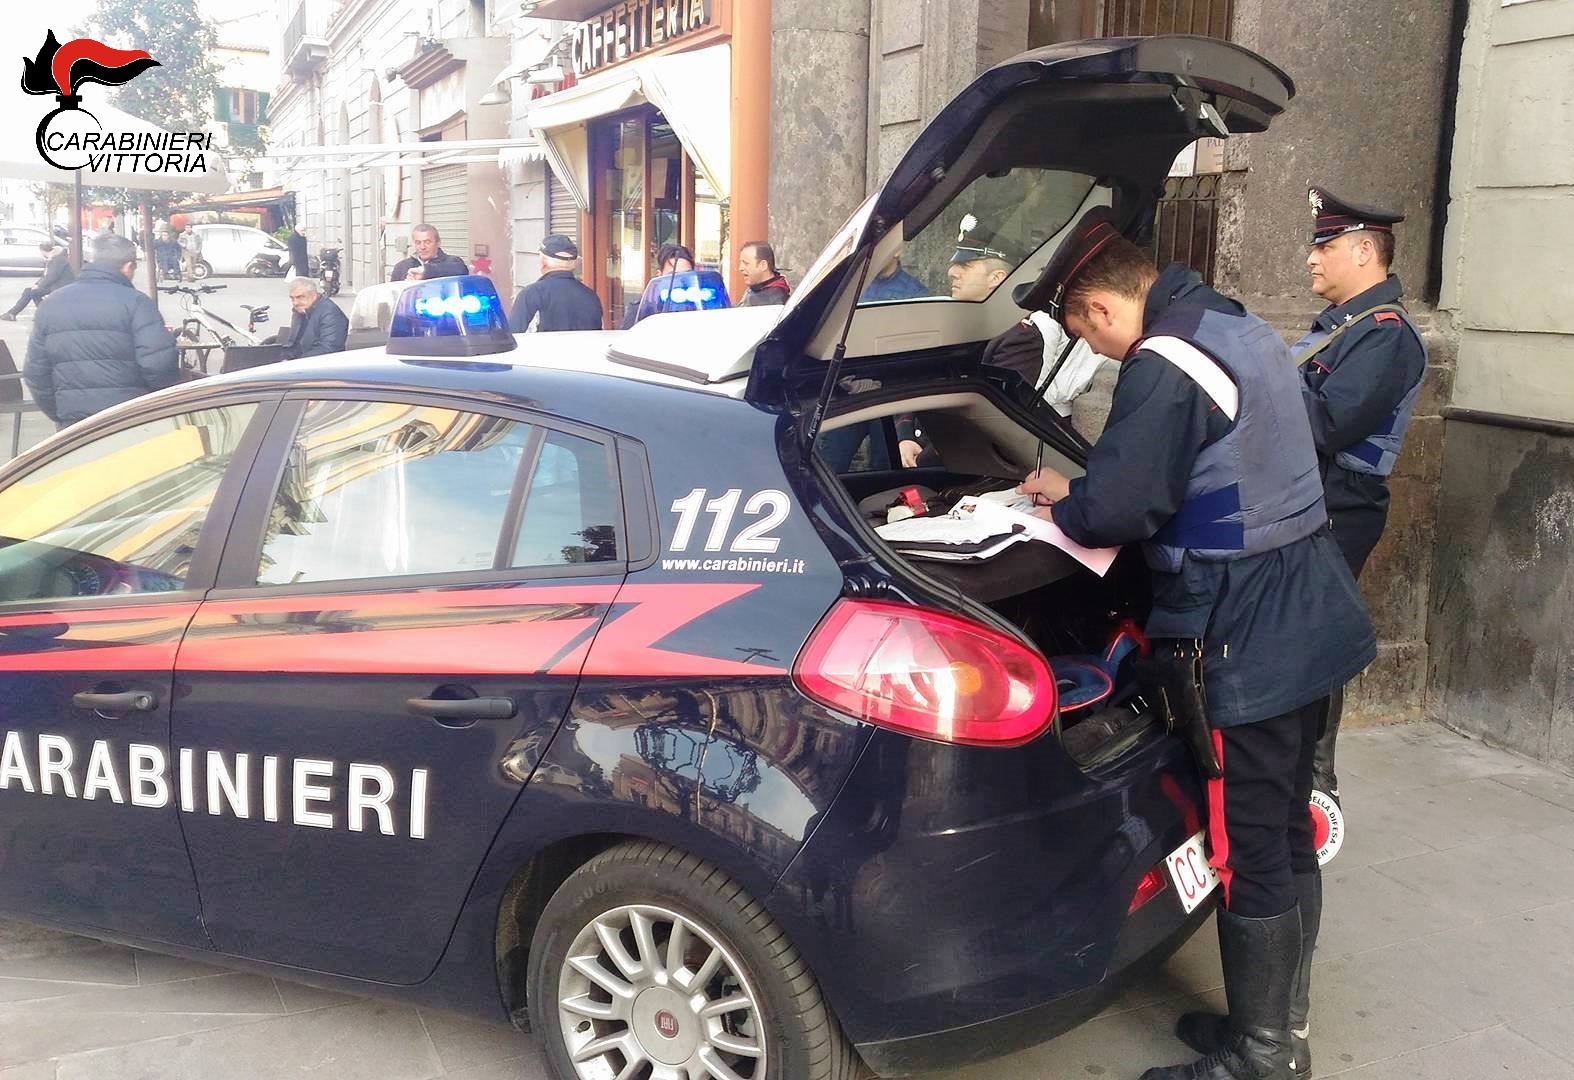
<box><xmin>1012</xmin><ymin>205</ymin><xmax>1122</xmax><ymax>322</ymax></box>
<box><xmin>1308</xmin><ymin>187</ymin><xmax>1404</xmax><ymax>245</ymax></box>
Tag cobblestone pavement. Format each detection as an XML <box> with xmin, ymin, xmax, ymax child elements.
<box><xmin>5</xmin><ymin>726</ymin><xmax>1574</xmax><ymax>1079</ymax></box>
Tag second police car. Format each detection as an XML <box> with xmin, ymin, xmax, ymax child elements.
<box><xmin>0</xmin><ymin>36</ymin><xmax>1295</xmax><ymax>1080</ymax></box>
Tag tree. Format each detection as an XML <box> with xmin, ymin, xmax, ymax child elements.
<box><xmin>75</xmin><ymin>0</ymin><xmax>223</xmax><ymax>214</ymax></box>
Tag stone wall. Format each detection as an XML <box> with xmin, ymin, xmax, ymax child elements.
<box><xmin>767</xmin><ymin>1</ymin><xmax>873</xmax><ymax>279</ymax></box>
<box><xmin>1428</xmin><ymin>421</ymin><xmax>1574</xmax><ymax>767</ymax></box>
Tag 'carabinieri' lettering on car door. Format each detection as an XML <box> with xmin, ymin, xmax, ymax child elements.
<box><xmin>0</xmin><ymin>731</ymin><xmax>430</xmax><ymax>838</ymax></box>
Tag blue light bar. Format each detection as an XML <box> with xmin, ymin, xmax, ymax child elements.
<box><xmin>652</xmin><ymin>270</ymin><xmax>732</xmax><ymax>313</ymax></box>
<box><xmin>387</xmin><ymin>275</ymin><xmax>517</xmax><ymax>357</ymax></box>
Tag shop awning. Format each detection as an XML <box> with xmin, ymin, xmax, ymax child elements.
<box><xmin>255</xmin><ymin>137</ymin><xmax>546</xmax><ymax>172</ymax></box>
<box><xmin>173</xmin><ymin>187</ymin><xmax>295</xmax><ymax>214</ymax></box>
<box><xmin>525</xmin><ymin>44</ymin><xmax>731</xmax><ymax>211</ymax></box>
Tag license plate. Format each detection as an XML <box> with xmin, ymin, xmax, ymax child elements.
<box><xmin>1166</xmin><ymin>830</ymin><xmax>1220</xmax><ymax>914</ymax></box>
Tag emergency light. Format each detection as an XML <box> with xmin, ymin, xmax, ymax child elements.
<box><xmin>654</xmin><ymin>270</ymin><xmax>731</xmax><ymax>312</ymax></box>
<box><xmin>387</xmin><ymin>275</ymin><xmax>517</xmax><ymax>357</ymax></box>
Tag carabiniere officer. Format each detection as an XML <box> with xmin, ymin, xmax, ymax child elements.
<box><xmin>1296</xmin><ymin>188</ymin><xmax>1428</xmax><ymax>815</ymax></box>
<box><xmin>1017</xmin><ymin>207</ymin><xmax>1376</xmax><ymax>1080</ymax></box>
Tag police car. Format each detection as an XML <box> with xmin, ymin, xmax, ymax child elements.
<box><xmin>0</xmin><ymin>37</ymin><xmax>1292</xmax><ymax>1080</ymax></box>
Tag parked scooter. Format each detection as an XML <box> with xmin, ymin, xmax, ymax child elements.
<box><xmin>246</xmin><ymin>252</ymin><xmax>286</xmax><ymax>277</ymax></box>
<box><xmin>318</xmin><ymin>247</ymin><xmax>342</xmax><ymax>297</ymax></box>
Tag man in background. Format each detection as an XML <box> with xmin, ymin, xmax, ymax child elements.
<box><xmin>737</xmin><ymin>241</ymin><xmax>791</xmax><ymax>307</ymax></box>
<box><xmin>390</xmin><ymin>224</ymin><xmax>469</xmax><ymax>282</ymax></box>
<box><xmin>281</xmin><ymin>277</ymin><xmax>350</xmax><ymax>359</ymax></box>
<box><xmin>24</xmin><ymin>233</ymin><xmax>178</xmax><ymax>428</ymax></box>
<box><xmin>510</xmin><ymin>235</ymin><xmax>604</xmax><ymax>332</ymax></box>
<box><xmin>0</xmin><ymin>241</ymin><xmax>73</xmax><ymax>321</ymax></box>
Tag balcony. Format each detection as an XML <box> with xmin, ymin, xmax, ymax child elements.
<box><xmin>282</xmin><ymin>2</ymin><xmax>329</xmax><ymax>77</ymax></box>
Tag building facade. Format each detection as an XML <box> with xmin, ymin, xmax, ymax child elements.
<box><xmin>519</xmin><ymin>0</ymin><xmax>770</xmax><ymax>326</ymax></box>
<box><xmin>1428</xmin><ymin>0</ymin><xmax>1574</xmax><ymax>770</ymax></box>
<box><xmin>266</xmin><ymin>0</ymin><xmax>526</xmax><ymax>297</ymax></box>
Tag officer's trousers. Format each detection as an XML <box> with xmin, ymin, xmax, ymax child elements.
<box><xmin>1207</xmin><ymin>700</ymin><xmax>1324</xmax><ymax>918</ymax></box>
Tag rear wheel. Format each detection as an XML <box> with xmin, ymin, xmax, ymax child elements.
<box><xmin>528</xmin><ymin>841</ymin><xmax>859</xmax><ymax>1080</ymax></box>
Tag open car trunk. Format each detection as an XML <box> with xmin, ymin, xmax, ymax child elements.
<box><xmin>733</xmin><ymin>36</ymin><xmax>1294</xmax><ymax>767</ymax></box>
<box><xmin>818</xmin><ymin>370</ymin><xmax>1167</xmax><ymax>771</ymax></box>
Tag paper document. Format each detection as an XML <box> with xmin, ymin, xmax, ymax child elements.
<box><xmin>876</xmin><ymin>491</ymin><xmax>1120</xmax><ymax>576</ymax></box>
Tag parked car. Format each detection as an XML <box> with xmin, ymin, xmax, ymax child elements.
<box><xmin>0</xmin><ymin>224</ymin><xmax>55</xmax><ymax>272</ymax></box>
<box><xmin>189</xmin><ymin>223</ymin><xmax>290</xmax><ymax>278</ymax></box>
<box><xmin>0</xmin><ymin>36</ymin><xmax>1294</xmax><ymax>1080</ymax></box>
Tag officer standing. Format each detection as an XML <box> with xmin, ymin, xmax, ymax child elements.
<box><xmin>1017</xmin><ymin>208</ymin><xmax>1375</xmax><ymax>1080</ymax></box>
<box><xmin>1296</xmin><ymin>188</ymin><xmax>1428</xmax><ymax>813</ymax></box>
<box><xmin>509</xmin><ymin>235</ymin><xmax>604</xmax><ymax>333</ymax></box>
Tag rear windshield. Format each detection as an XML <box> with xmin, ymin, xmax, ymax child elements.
<box><xmin>858</xmin><ymin>168</ymin><xmax>1098</xmax><ymax>306</ymax></box>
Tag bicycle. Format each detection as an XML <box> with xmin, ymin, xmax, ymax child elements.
<box><xmin>158</xmin><ymin>283</ymin><xmax>271</xmax><ymax>375</ymax></box>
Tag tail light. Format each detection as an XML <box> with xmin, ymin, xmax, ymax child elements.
<box><xmin>793</xmin><ymin>599</ymin><xmax>1056</xmax><ymax>746</ymax></box>
<box><xmin>1129</xmin><ymin>867</ymin><xmax>1167</xmax><ymax>913</ymax></box>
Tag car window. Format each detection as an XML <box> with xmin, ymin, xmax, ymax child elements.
<box><xmin>512</xmin><ymin>430</ymin><xmax>620</xmax><ymax>567</ymax></box>
<box><xmin>0</xmin><ymin>404</ymin><xmax>258</xmax><ymax>603</ymax></box>
<box><xmin>856</xmin><ymin>168</ymin><xmax>1098</xmax><ymax>305</ymax></box>
<box><xmin>255</xmin><ymin>400</ymin><xmax>534</xmax><ymax>585</ymax></box>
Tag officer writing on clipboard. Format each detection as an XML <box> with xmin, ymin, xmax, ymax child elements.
<box><xmin>1295</xmin><ymin>188</ymin><xmax>1428</xmax><ymax>824</ymax></box>
<box><xmin>1017</xmin><ymin>208</ymin><xmax>1375</xmax><ymax>1080</ymax></box>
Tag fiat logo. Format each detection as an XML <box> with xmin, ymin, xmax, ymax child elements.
<box><xmin>655</xmin><ymin>1011</ymin><xmax>680</xmax><ymax>1039</ymax></box>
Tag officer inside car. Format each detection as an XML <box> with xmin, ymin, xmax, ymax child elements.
<box><xmin>1016</xmin><ymin>207</ymin><xmax>1375</xmax><ymax>1080</ymax></box>
<box><xmin>1297</xmin><ymin>187</ymin><xmax>1428</xmax><ymax>819</ymax></box>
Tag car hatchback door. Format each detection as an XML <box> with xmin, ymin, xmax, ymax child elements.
<box><xmin>0</xmin><ymin>399</ymin><xmax>270</xmax><ymax>946</ymax></box>
<box><xmin>171</xmin><ymin>392</ymin><xmax>632</xmax><ymax>983</ymax></box>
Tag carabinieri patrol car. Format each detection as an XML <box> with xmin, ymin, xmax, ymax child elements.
<box><xmin>0</xmin><ymin>37</ymin><xmax>1294</xmax><ymax>1080</ymax></box>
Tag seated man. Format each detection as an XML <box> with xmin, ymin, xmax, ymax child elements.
<box><xmin>282</xmin><ymin>277</ymin><xmax>350</xmax><ymax>359</ymax></box>
<box><xmin>1</xmin><ymin>242</ymin><xmax>74</xmax><ymax>321</ymax></box>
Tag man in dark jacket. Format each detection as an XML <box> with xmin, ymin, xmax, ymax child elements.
<box><xmin>390</xmin><ymin>224</ymin><xmax>468</xmax><ymax>282</ymax></box>
<box><xmin>1</xmin><ymin>242</ymin><xmax>74</xmax><ymax>320</ymax></box>
<box><xmin>24</xmin><ymin>233</ymin><xmax>179</xmax><ymax>428</ymax></box>
<box><xmin>281</xmin><ymin>277</ymin><xmax>350</xmax><ymax>359</ymax></box>
<box><xmin>1018</xmin><ymin>209</ymin><xmax>1374</xmax><ymax>1080</ymax></box>
<box><xmin>736</xmin><ymin>241</ymin><xmax>790</xmax><ymax>307</ymax></box>
<box><xmin>510</xmin><ymin>234</ymin><xmax>604</xmax><ymax>332</ymax></box>
<box><xmin>284</xmin><ymin>226</ymin><xmax>311</xmax><ymax>278</ymax></box>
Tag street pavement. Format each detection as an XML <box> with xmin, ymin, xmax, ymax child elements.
<box><xmin>4</xmin><ymin>724</ymin><xmax>1574</xmax><ymax>1078</ymax></box>
<box><xmin>0</xmin><ymin>270</ymin><xmax>353</xmax><ymax>463</ymax></box>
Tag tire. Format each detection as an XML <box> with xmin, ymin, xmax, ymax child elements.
<box><xmin>192</xmin><ymin>260</ymin><xmax>212</xmax><ymax>281</ymax></box>
<box><xmin>324</xmin><ymin>276</ymin><xmax>340</xmax><ymax>297</ymax></box>
<box><xmin>528</xmin><ymin>841</ymin><xmax>860</xmax><ymax>1080</ymax></box>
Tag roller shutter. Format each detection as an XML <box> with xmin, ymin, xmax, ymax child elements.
<box><xmin>421</xmin><ymin>164</ymin><xmax>469</xmax><ymax>260</ymax></box>
<box><xmin>549</xmin><ymin>170</ymin><xmax>579</xmax><ymax>243</ymax></box>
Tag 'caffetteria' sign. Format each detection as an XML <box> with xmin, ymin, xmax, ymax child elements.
<box><xmin>572</xmin><ymin>0</ymin><xmax>713</xmax><ymax>76</ymax></box>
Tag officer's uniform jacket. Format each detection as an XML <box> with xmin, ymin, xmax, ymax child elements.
<box><xmin>1051</xmin><ymin>265</ymin><xmax>1376</xmax><ymax>728</ymax></box>
<box><xmin>1296</xmin><ymin>275</ymin><xmax>1427</xmax><ymax>574</ymax></box>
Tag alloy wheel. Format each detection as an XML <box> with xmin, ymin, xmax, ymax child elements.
<box><xmin>557</xmin><ymin>903</ymin><xmax>768</xmax><ymax>1080</ymax></box>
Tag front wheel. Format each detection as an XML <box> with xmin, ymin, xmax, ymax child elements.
<box><xmin>528</xmin><ymin>842</ymin><xmax>860</xmax><ymax>1080</ymax></box>
<box><xmin>322</xmin><ymin>274</ymin><xmax>340</xmax><ymax>297</ymax></box>
<box><xmin>192</xmin><ymin>259</ymin><xmax>213</xmax><ymax>281</ymax></box>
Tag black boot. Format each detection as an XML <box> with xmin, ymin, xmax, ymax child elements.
<box><xmin>1312</xmin><ymin>687</ymin><xmax>1343</xmax><ymax>801</ymax></box>
<box><xmin>1174</xmin><ymin>873</ymin><xmax>1320</xmax><ymax>1078</ymax></box>
<box><xmin>1142</xmin><ymin>906</ymin><xmax>1301</xmax><ymax>1080</ymax></box>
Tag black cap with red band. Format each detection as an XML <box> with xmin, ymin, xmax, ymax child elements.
<box><xmin>1309</xmin><ymin>187</ymin><xmax>1404</xmax><ymax>246</ymax></box>
<box><xmin>1012</xmin><ymin>205</ymin><xmax>1122</xmax><ymax>324</ymax></box>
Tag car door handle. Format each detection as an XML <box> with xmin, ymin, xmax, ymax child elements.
<box><xmin>405</xmin><ymin>696</ymin><xmax>517</xmax><ymax>721</ymax></box>
<box><xmin>73</xmin><ymin>690</ymin><xmax>158</xmax><ymax>714</ymax></box>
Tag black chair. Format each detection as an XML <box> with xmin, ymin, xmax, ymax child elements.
<box><xmin>0</xmin><ymin>340</ymin><xmax>40</xmax><ymax>460</ymax></box>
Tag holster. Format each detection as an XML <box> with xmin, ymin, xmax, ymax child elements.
<box><xmin>1133</xmin><ymin>639</ymin><xmax>1221</xmax><ymax>779</ymax></box>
